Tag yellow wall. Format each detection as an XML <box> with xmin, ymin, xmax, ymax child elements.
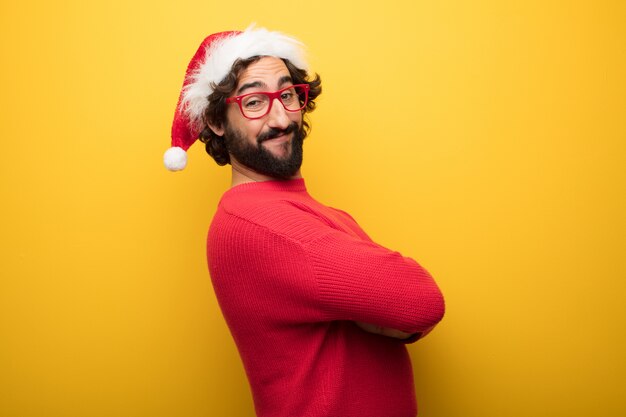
<box><xmin>1</xmin><ymin>1</ymin><xmax>625</xmax><ymax>416</ymax></box>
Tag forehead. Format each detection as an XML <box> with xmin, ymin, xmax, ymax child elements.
<box><xmin>236</xmin><ymin>56</ymin><xmax>291</xmax><ymax>91</ymax></box>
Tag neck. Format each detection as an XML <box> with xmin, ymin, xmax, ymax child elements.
<box><xmin>230</xmin><ymin>160</ymin><xmax>302</xmax><ymax>187</ymax></box>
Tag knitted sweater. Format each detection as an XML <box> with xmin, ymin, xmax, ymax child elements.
<box><xmin>206</xmin><ymin>179</ymin><xmax>445</xmax><ymax>417</ymax></box>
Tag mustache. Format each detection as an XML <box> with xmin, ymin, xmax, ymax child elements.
<box><xmin>257</xmin><ymin>122</ymin><xmax>299</xmax><ymax>144</ymax></box>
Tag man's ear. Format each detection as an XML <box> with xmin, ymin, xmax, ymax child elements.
<box><xmin>207</xmin><ymin>122</ymin><xmax>225</xmax><ymax>137</ymax></box>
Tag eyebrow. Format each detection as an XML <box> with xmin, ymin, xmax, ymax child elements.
<box><xmin>277</xmin><ymin>75</ymin><xmax>293</xmax><ymax>88</ymax></box>
<box><xmin>236</xmin><ymin>81</ymin><xmax>265</xmax><ymax>95</ymax></box>
<box><xmin>235</xmin><ymin>75</ymin><xmax>294</xmax><ymax>95</ymax></box>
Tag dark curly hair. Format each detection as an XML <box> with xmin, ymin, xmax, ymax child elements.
<box><xmin>198</xmin><ymin>56</ymin><xmax>322</xmax><ymax>166</ymax></box>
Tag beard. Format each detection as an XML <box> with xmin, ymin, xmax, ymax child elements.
<box><xmin>223</xmin><ymin>121</ymin><xmax>304</xmax><ymax>180</ymax></box>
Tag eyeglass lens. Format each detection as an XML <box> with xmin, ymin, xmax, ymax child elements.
<box><xmin>241</xmin><ymin>86</ymin><xmax>307</xmax><ymax>118</ymax></box>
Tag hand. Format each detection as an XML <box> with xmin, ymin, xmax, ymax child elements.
<box><xmin>355</xmin><ymin>321</ymin><xmax>415</xmax><ymax>339</ymax></box>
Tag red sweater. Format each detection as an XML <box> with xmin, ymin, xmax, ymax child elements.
<box><xmin>207</xmin><ymin>179</ymin><xmax>445</xmax><ymax>417</ymax></box>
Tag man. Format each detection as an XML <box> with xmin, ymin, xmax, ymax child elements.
<box><xmin>165</xmin><ymin>26</ymin><xmax>445</xmax><ymax>417</ymax></box>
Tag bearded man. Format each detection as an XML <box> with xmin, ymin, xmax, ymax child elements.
<box><xmin>164</xmin><ymin>26</ymin><xmax>445</xmax><ymax>417</ymax></box>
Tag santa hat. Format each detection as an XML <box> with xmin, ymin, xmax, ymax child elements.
<box><xmin>164</xmin><ymin>25</ymin><xmax>309</xmax><ymax>171</ymax></box>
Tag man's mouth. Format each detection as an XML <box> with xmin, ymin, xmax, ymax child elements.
<box><xmin>257</xmin><ymin>123</ymin><xmax>298</xmax><ymax>144</ymax></box>
<box><xmin>263</xmin><ymin>132</ymin><xmax>288</xmax><ymax>142</ymax></box>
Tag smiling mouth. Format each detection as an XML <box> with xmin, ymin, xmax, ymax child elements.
<box><xmin>258</xmin><ymin>122</ymin><xmax>298</xmax><ymax>145</ymax></box>
<box><xmin>260</xmin><ymin>132</ymin><xmax>291</xmax><ymax>144</ymax></box>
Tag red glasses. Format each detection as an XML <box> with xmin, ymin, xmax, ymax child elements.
<box><xmin>226</xmin><ymin>84</ymin><xmax>310</xmax><ymax>120</ymax></box>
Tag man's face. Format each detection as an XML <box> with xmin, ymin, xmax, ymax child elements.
<box><xmin>220</xmin><ymin>56</ymin><xmax>305</xmax><ymax>179</ymax></box>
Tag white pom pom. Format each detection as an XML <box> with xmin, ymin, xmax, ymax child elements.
<box><xmin>164</xmin><ymin>147</ymin><xmax>187</xmax><ymax>171</ymax></box>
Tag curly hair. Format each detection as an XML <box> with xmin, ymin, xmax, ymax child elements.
<box><xmin>198</xmin><ymin>57</ymin><xmax>322</xmax><ymax>166</ymax></box>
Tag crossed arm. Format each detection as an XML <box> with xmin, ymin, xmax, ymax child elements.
<box><xmin>306</xmin><ymin>231</ymin><xmax>445</xmax><ymax>343</ymax></box>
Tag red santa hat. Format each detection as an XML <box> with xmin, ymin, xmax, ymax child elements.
<box><xmin>164</xmin><ymin>25</ymin><xmax>309</xmax><ymax>171</ymax></box>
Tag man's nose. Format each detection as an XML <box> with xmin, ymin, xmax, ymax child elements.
<box><xmin>266</xmin><ymin>98</ymin><xmax>291</xmax><ymax>130</ymax></box>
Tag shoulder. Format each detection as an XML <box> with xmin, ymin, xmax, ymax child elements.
<box><xmin>211</xmin><ymin>196</ymin><xmax>333</xmax><ymax>245</ymax></box>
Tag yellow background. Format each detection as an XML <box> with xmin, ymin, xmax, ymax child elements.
<box><xmin>1</xmin><ymin>0</ymin><xmax>625</xmax><ymax>416</ymax></box>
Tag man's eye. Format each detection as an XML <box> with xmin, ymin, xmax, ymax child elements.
<box><xmin>243</xmin><ymin>96</ymin><xmax>265</xmax><ymax>108</ymax></box>
<box><xmin>281</xmin><ymin>92</ymin><xmax>295</xmax><ymax>101</ymax></box>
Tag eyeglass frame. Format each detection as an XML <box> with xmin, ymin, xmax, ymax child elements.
<box><xmin>225</xmin><ymin>84</ymin><xmax>310</xmax><ymax>120</ymax></box>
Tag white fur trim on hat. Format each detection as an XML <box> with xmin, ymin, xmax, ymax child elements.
<box><xmin>164</xmin><ymin>147</ymin><xmax>187</xmax><ymax>171</ymax></box>
<box><xmin>181</xmin><ymin>25</ymin><xmax>308</xmax><ymax>130</ymax></box>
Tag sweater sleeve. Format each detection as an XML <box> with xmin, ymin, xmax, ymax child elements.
<box><xmin>304</xmin><ymin>229</ymin><xmax>445</xmax><ymax>335</ymax></box>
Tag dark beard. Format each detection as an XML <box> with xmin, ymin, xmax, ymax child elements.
<box><xmin>223</xmin><ymin>121</ymin><xmax>304</xmax><ymax>180</ymax></box>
